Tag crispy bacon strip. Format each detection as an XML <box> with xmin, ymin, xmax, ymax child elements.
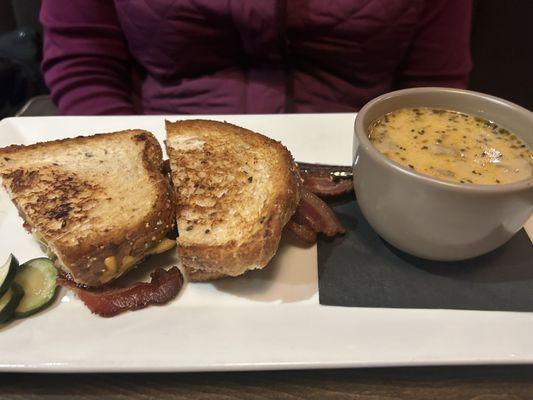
<box><xmin>299</xmin><ymin>162</ymin><xmax>353</xmax><ymax>197</ymax></box>
<box><xmin>286</xmin><ymin>220</ymin><xmax>317</xmax><ymax>244</ymax></box>
<box><xmin>58</xmin><ymin>267</ymin><xmax>183</xmax><ymax>317</ymax></box>
<box><xmin>289</xmin><ymin>189</ymin><xmax>345</xmax><ymax>243</ymax></box>
<box><xmin>303</xmin><ymin>174</ymin><xmax>353</xmax><ymax>197</ymax></box>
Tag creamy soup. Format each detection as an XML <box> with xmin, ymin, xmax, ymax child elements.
<box><xmin>368</xmin><ymin>108</ymin><xmax>533</xmax><ymax>185</ymax></box>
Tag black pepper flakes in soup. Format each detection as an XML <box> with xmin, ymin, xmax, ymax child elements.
<box><xmin>368</xmin><ymin>107</ymin><xmax>533</xmax><ymax>185</ymax></box>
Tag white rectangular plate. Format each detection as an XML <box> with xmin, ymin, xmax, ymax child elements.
<box><xmin>0</xmin><ymin>114</ymin><xmax>532</xmax><ymax>372</ymax></box>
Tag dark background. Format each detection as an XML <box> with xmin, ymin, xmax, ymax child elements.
<box><xmin>1</xmin><ymin>0</ymin><xmax>532</xmax><ymax>116</ymax></box>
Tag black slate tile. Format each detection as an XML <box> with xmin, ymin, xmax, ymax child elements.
<box><xmin>318</xmin><ymin>198</ymin><xmax>533</xmax><ymax>311</ymax></box>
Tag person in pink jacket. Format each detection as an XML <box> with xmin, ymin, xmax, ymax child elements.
<box><xmin>40</xmin><ymin>0</ymin><xmax>472</xmax><ymax>115</ymax></box>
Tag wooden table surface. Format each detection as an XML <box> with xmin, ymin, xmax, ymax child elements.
<box><xmin>1</xmin><ymin>366</ymin><xmax>533</xmax><ymax>399</ymax></box>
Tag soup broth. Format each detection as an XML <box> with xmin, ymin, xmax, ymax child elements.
<box><xmin>368</xmin><ymin>107</ymin><xmax>533</xmax><ymax>185</ymax></box>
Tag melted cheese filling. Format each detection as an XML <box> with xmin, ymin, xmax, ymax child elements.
<box><xmin>100</xmin><ymin>238</ymin><xmax>177</xmax><ymax>281</ymax></box>
<box><xmin>32</xmin><ymin>228</ymin><xmax>176</xmax><ymax>283</ymax></box>
<box><xmin>369</xmin><ymin>108</ymin><xmax>533</xmax><ymax>185</ymax></box>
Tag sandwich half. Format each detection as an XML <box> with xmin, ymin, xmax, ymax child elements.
<box><xmin>165</xmin><ymin>119</ymin><xmax>301</xmax><ymax>281</ymax></box>
<box><xmin>0</xmin><ymin>130</ymin><xmax>175</xmax><ymax>287</ymax></box>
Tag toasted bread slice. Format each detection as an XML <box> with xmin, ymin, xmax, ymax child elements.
<box><xmin>165</xmin><ymin>120</ymin><xmax>301</xmax><ymax>281</ymax></box>
<box><xmin>0</xmin><ymin>130</ymin><xmax>175</xmax><ymax>287</ymax></box>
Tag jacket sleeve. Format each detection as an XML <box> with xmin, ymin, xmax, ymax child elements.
<box><xmin>395</xmin><ymin>0</ymin><xmax>473</xmax><ymax>89</ymax></box>
<box><xmin>40</xmin><ymin>0</ymin><xmax>136</xmax><ymax>115</ymax></box>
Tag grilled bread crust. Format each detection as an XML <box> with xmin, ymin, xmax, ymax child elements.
<box><xmin>0</xmin><ymin>130</ymin><xmax>175</xmax><ymax>287</ymax></box>
<box><xmin>165</xmin><ymin>120</ymin><xmax>301</xmax><ymax>281</ymax></box>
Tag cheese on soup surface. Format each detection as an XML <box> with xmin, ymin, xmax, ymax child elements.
<box><xmin>368</xmin><ymin>108</ymin><xmax>533</xmax><ymax>185</ymax></box>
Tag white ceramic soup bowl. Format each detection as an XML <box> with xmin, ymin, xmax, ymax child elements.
<box><xmin>353</xmin><ymin>87</ymin><xmax>533</xmax><ymax>261</ymax></box>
